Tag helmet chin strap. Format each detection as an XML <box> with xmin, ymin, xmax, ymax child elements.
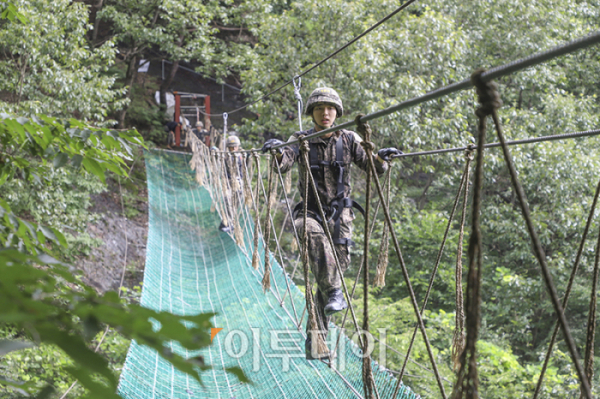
<box><xmin>312</xmin><ymin>115</ymin><xmax>327</xmax><ymax>131</ymax></box>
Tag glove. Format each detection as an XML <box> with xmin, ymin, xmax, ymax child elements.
<box><xmin>377</xmin><ymin>147</ymin><xmax>402</xmax><ymax>162</ymax></box>
<box><xmin>261</xmin><ymin>138</ymin><xmax>285</xmax><ymax>154</ymax></box>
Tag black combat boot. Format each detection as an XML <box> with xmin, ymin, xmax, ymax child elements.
<box><xmin>305</xmin><ymin>336</ymin><xmax>332</xmax><ymax>361</ymax></box>
<box><xmin>218</xmin><ymin>221</ymin><xmax>233</xmax><ymax>233</ymax></box>
<box><xmin>323</xmin><ymin>288</ymin><xmax>348</xmax><ymax>316</ymax></box>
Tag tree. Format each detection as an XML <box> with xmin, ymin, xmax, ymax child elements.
<box><xmin>0</xmin><ymin>0</ymin><xmax>126</xmax><ymax>122</ymax></box>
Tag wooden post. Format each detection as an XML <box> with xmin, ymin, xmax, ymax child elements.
<box><xmin>174</xmin><ymin>92</ymin><xmax>181</xmax><ymax>146</ymax></box>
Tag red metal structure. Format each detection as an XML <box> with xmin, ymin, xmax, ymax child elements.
<box><xmin>172</xmin><ymin>92</ymin><xmax>211</xmax><ymax>147</ymax></box>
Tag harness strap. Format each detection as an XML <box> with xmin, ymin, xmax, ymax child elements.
<box><xmin>300</xmin><ymin>133</ymin><xmax>363</xmax><ymax>247</ymax></box>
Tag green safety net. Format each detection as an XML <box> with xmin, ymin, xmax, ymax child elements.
<box><xmin>118</xmin><ymin>149</ymin><xmax>420</xmax><ymax>399</ymax></box>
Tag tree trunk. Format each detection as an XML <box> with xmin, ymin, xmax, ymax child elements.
<box><xmin>160</xmin><ymin>33</ymin><xmax>185</xmax><ymax>109</ymax></box>
<box><xmin>160</xmin><ymin>60</ymin><xmax>179</xmax><ymax>110</ymax></box>
<box><xmin>90</xmin><ymin>0</ymin><xmax>104</xmax><ymax>44</ymax></box>
<box><xmin>118</xmin><ymin>53</ymin><xmax>138</xmax><ymax>128</ymax></box>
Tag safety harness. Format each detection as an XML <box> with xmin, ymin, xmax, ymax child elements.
<box><xmin>293</xmin><ymin>133</ymin><xmax>365</xmax><ymax>247</ymax></box>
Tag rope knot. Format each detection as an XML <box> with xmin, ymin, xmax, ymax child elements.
<box><xmin>471</xmin><ymin>68</ymin><xmax>503</xmax><ymax>118</ymax></box>
<box><xmin>354</xmin><ymin>114</ymin><xmax>372</xmax><ymax>141</ymax></box>
<box><xmin>360</xmin><ymin>140</ymin><xmax>375</xmax><ymax>153</ymax></box>
<box><xmin>299</xmin><ymin>139</ymin><xmax>310</xmax><ymax>154</ymax></box>
<box><xmin>465</xmin><ymin>144</ymin><xmax>476</xmax><ymax>161</ymax></box>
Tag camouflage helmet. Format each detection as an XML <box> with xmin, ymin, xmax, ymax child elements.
<box><xmin>226</xmin><ymin>135</ymin><xmax>241</xmax><ymax>148</ymax></box>
<box><xmin>305</xmin><ymin>87</ymin><xmax>343</xmax><ymax>117</ymax></box>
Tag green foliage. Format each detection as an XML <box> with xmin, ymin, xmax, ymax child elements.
<box><xmin>242</xmin><ymin>0</ymin><xmax>600</xmax><ymax>396</ymax></box>
<box><xmin>0</xmin><ymin>0</ymin><xmax>126</xmax><ymax>121</ymax></box>
<box><xmin>0</xmin><ymin>108</ymin><xmax>246</xmax><ymax>396</ymax></box>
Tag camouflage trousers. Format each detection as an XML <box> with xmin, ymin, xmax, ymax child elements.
<box><xmin>294</xmin><ymin>207</ymin><xmax>354</xmax><ymax>336</ymax></box>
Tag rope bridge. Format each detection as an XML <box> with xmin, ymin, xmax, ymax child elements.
<box><xmin>117</xmin><ymin>149</ymin><xmax>419</xmax><ymax>398</ymax></box>
<box><xmin>115</xmin><ymin>30</ymin><xmax>600</xmax><ymax>399</ymax></box>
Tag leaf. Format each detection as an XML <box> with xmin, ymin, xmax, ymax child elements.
<box><xmin>226</xmin><ymin>366</ymin><xmax>251</xmax><ymax>383</ymax></box>
<box><xmin>38</xmin><ymin>225</ymin><xmax>57</xmax><ymax>241</ymax></box>
<box><xmin>53</xmin><ymin>153</ymin><xmax>69</xmax><ymax>169</ymax></box>
<box><xmin>0</xmin><ymin>339</ymin><xmax>35</xmax><ymax>356</ymax></box>
<box><xmin>71</xmin><ymin>154</ymin><xmax>83</xmax><ymax>169</ymax></box>
<box><xmin>37</xmin><ymin>328</ymin><xmax>117</xmax><ymax>387</ymax></box>
<box><xmin>65</xmin><ymin>367</ymin><xmax>120</xmax><ymax>398</ymax></box>
<box><xmin>0</xmin><ymin>375</ymin><xmax>29</xmax><ymax>395</ymax></box>
<box><xmin>82</xmin><ymin>157</ymin><xmax>106</xmax><ymax>184</ymax></box>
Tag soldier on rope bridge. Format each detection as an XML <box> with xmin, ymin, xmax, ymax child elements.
<box><xmin>262</xmin><ymin>87</ymin><xmax>401</xmax><ymax>359</ymax></box>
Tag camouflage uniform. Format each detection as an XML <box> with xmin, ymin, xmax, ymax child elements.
<box><xmin>221</xmin><ymin>153</ymin><xmax>244</xmax><ymax>229</ymax></box>
<box><xmin>278</xmin><ymin>127</ymin><xmax>387</xmax><ymax>334</ymax></box>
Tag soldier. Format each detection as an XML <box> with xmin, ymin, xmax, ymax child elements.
<box><xmin>261</xmin><ymin>87</ymin><xmax>401</xmax><ymax>359</ymax></box>
<box><xmin>219</xmin><ymin>135</ymin><xmax>244</xmax><ymax>232</ymax></box>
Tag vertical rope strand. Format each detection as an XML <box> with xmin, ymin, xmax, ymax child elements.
<box><xmin>452</xmin><ymin>148</ymin><xmax>474</xmax><ymax>371</ymax></box>
<box><xmin>375</xmin><ymin>168</ymin><xmax>392</xmax><ymax>287</ymax></box>
<box><xmin>251</xmin><ymin>154</ymin><xmax>261</xmax><ymax>270</ymax></box>
<box><xmin>397</xmin><ymin>149</ymin><xmax>472</xmax><ymax>387</ymax></box>
<box><xmin>484</xmin><ymin>80</ymin><xmax>592</xmax><ymax>398</ymax></box>
<box><xmin>364</xmin><ymin>137</ymin><xmax>446</xmax><ymax>399</ymax></box>
<box><xmin>355</xmin><ymin>115</ymin><xmax>377</xmax><ymax>399</ymax></box>
<box><xmin>261</xmin><ymin>153</ymin><xmax>276</xmax><ymax>291</ymax></box>
<box><xmin>300</xmin><ymin>140</ymin><xmax>329</xmax><ymax>357</ymax></box>
<box><xmin>533</xmin><ymin>176</ymin><xmax>600</xmax><ymax>398</ymax></box>
<box><xmin>582</xmin><ymin>225</ymin><xmax>600</xmax><ymax>398</ymax></box>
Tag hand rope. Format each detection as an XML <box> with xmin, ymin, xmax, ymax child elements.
<box><xmin>299</xmin><ymin>140</ymin><xmax>329</xmax><ymax>357</ymax></box>
<box><xmin>261</xmin><ymin>153</ymin><xmax>277</xmax><ymax>291</ymax></box>
<box><xmin>451</xmin><ymin>148</ymin><xmax>474</xmax><ymax>371</ymax></box>
<box><xmin>355</xmin><ymin>116</ymin><xmax>381</xmax><ymax>399</ymax></box>
<box><xmin>479</xmin><ymin>68</ymin><xmax>593</xmax><ymax>399</ymax></box>
<box><xmin>397</xmin><ymin>146</ymin><xmax>474</xmax><ymax>387</ymax></box>
<box><xmin>331</xmin><ymin>169</ymin><xmax>391</xmax><ymax>361</ymax></box>
<box><xmin>222</xmin><ymin>112</ymin><xmax>228</xmax><ymax>152</ymax></box>
<box><xmin>251</xmin><ymin>153</ymin><xmax>262</xmax><ymax>270</ymax></box>
<box><xmin>228</xmin><ymin>152</ymin><xmax>245</xmax><ymax>247</ymax></box>
<box><xmin>359</xmin><ymin>129</ymin><xmax>446</xmax><ymax>399</ymax></box>
<box><xmin>451</xmin><ymin>68</ymin><xmax>501</xmax><ymax>399</ymax></box>
<box><xmin>533</xmin><ymin>176</ymin><xmax>600</xmax><ymax>398</ymax></box>
<box><xmin>374</xmin><ymin>166</ymin><xmax>392</xmax><ymax>287</ymax></box>
<box><xmin>293</xmin><ymin>75</ymin><xmax>303</xmax><ymax>132</ymax></box>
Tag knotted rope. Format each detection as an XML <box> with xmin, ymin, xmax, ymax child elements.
<box><xmin>242</xmin><ymin>154</ymin><xmax>254</xmax><ymax>207</ymax></box>
<box><xmin>261</xmin><ymin>153</ymin><xmax>277</xmax><ymax>292</ymax></box>
<box><xmin>299</xmin><ymin>139</ymin><xmax>329</xmax><ymax>358</ymax></box>
<box><xmin>293</xmin><ymin>75</ymin><xmax>303</xmax><ymax>132</ymax></box>
<box><xmin>374</xmin><ymin>168</ymin><xmax>392</xmax><ymax>287</ymax></box>
<box><xmin>355</xmin><ymin>137</ymin><xmax>447</xmax><ymax>399</ymax></box>
<box><xmin>251</xmin><ymin>153</ymin><xmax>261</xmax><ymax>270</ymax></box>
<box><xmin>452</xmin><ymin>147</ymin><xmax>474</xmax><ymax>371</ymax></box>
<box><xmin>451</xmin><ymin>68</ymin><xmax>500</xmax><ymax>399</ymax></box>
<box><xmin>397</xmin><ymin>146</ymin><xmax>474</xmax><ymax>387</ymax></box>
<box><xmin>533</xmin><ymin>176</ymin><xmax>600</xmax><ymax>398</ymax></box>
<box><xmin>355</xmin><ymin>114</ymin><xmax>378</xmax><ymax>399</ymax></box>
<box><xmin>473</xmin><ymin>68</ymin><xmax>592</xmax><ymax>399</ymax></box>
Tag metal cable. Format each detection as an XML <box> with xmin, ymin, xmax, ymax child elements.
<box><xmin>199</xmin><ymin>0</ymin><xmax>418</xmax><ymax>117</ymax></box>
<box><xmin>395</xmin><ymin>148</ymin><xmax>473</xmax><ymax>392</ymax></box>
<box><xmin>364</xmin><ymin>136</ymin><xmax>447</xmax><ymax>399</ymax></box>
<box><xmin>392</xmin><ymin>128</ymin><xmax>600</xmax><ymax>159</ymax></box>
<box><xmin>267</xmin><ymin>31</ymin><xmax>600</xmax><ymax>151</ymax></box>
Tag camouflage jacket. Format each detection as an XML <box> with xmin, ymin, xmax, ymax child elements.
<box><xmin>278</xmin><ymin>127</ymin><xmax>387</xmax><ymax>208</ymax></box>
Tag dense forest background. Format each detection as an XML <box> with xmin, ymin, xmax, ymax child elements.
<box><xmin>0</xmin><ymin>0</ymin><xmax>599</xmax><ymax>397</ymax></box>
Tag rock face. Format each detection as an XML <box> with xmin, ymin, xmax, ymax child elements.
<box><xmin>77</xmin><ymin>185</ymin><xmax>149</xmax><ymax>293</ymax></box>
